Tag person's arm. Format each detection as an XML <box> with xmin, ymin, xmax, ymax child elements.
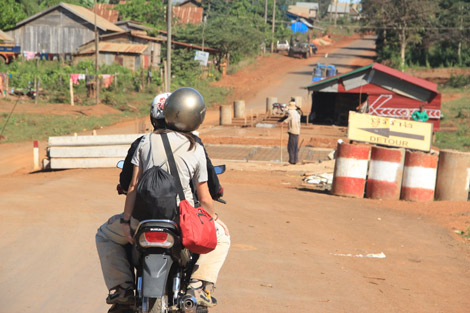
<box><xmin>422</xmin><ymin>111</ymin><xmax>429</xmax><ymax>122</ymax></box>
<box><xmin>195</xmin><ymin>136</ymin><xmax>222</xmax><ymax>200</ymax></box>
<box><xmin>122</xmin><ymin>165</ymin><xmax>142</xmax><ymax>243</ymax></box>
<box><xmin>119</xmin><ymin>137</ymin><xmax>143</xmax><ymax>193</ymax></box>
<box><xmin>411</xmin><ymin>111</ymin><xmax>419</xmax><ymax>121</ymax></box>
<box><xmin>196</xmin><ymin>181</ymin><xmax>229</xmax><ymax>235</ymax></box>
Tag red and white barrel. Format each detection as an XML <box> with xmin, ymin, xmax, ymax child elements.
<box><xmin>331</xmin><ymin>143</ymin><xmax>370</xmax><ymax>198</ymax></box>
<box><xmin>401</xmin><ymin>151</ymin><xmax>438</xmax><ymax>201</ymax></box>
<box><xmin>366</xmin><ymin>147</ymin><xmax>405</xmax><ymax>200</ymax></box>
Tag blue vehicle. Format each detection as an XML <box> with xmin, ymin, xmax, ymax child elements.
<box><xmin>0</xmin><ymin>44</ymin><xmax>20</xmax><ymax>64</ymax></box>
<box><xmin>312</xmin><ymin>63</ymin><xmax>337</xmax><ymax>82</ymax></box>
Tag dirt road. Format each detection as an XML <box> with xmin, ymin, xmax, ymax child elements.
<box><xmin>1</xmin><ymin>36</ymin><xmax>470</xmax><ymax>313</ymax></box>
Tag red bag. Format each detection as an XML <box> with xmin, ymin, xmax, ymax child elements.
<box><xmin>161</xmin><ymin>133</ymin><xmax>217</xmax><ymax>254</ymax></box>
<box><xmin>179</xmin><ymin>200</ymin><xmax>217</xmax><ymax>254</ymax></box>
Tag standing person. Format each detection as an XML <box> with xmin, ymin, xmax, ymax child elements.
<box><xmin>96</xmin><ymin>88</ymin><xmax>230</xmax><ymax>313</ymax></box>
<box><xmin>283</xmin><ymin>99</ymin><xmax>301</xmax><ymax>165</ymax></box>
<box><xmin>412</xmin><ymin>104</ymin><xmax>429</xmax><ymax>122</ymax></box>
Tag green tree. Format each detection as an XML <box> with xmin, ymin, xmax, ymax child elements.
<box><xmin>115</xmin><ymin>0</ymin><xmax>165</xmax><ymax>29</ymax></box>
<box><xmin>362</xmin><ymin>0</ymin><xmax>438</xmax><ymax>70</ymax></box>
<box><xmin>0</xmin><ymin>0</ymin><xmax>27</xmax><ymax>30</ymax></box>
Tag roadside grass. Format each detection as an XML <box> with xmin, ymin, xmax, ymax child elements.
<box><xmin>435</xmin><ymin>87</ymin><xmax>470</xmax><ymax>151</ymax></box>
<box><xmin>0</xmin><ymin>83</ymin><xmax>230</xmax><ymax>143</ymax></box>
<box><xmin>0</xmin><ymin>113</ymin><xmax>121</xmax><ymax>142</ymax></box>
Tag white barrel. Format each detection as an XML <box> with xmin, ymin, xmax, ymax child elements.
<box><xmin>219</xmin><ymin>105</ymin><xmax>232</xmax><ymax>125</ymax></box>
<box><xmin>266</xmin><ymin>97</ymin><xmax>277</xmax><ymax>115</ymax></box>
<box><xmin>234</xmin><ymin>100</ymin><xmax>245</xmax><ymax>118</ymax></box>
<box><xmin>294</xmin><ymin>96</ymin><xmax>302</xmax><ymax>108</ymax></box>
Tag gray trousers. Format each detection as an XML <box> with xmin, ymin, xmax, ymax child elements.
<box><xmin>96</xmin><ymin>213</ymin><xmax>230</xmax><ymax>291</ymax></box>
<box><xmin>287</xmin><ymin>133</ymin><xmax>299</xmax><ymax>164</ymax></box>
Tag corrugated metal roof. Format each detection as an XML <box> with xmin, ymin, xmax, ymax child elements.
<box><xmin>91</xmin><ymin>4</ymin><xmax>119</xmax><ymax>23</ymax></box>
<box><xmin>305</xmin><ymin>63</ymin><xmax>439</xmax><ymax>94</ymax></box>
<box><xmin>0</xmin><ymin>29</ymin><xmax>13</xmax><ymax>42</ymax></box>
<box><xmin>15</xmin><ymin>2</ymin><xmax>124</xmax><ymax>33</ymax></box>
<box><xmin>296</xmin><ymin>2</ymin><xmax>319</xmax><ymax>10</ymax></box>
<box><xmin>328</xmin><ymin>3</ymin><xmax>350</xmax><ymax>14</ymax></box>
<box><xmin>372</xmin><ymin>63</ymin><xmax>438</xmax><ymax>93</ymax></box>
<box><xmin>173</xmin><ymin>6</ymin><xmax>203</xmax><ymax>24</ymax></box>
<box><xmin>80</xmin><ymin>42</ymin><xmax>148</xmax><ymax>54</ymax></box>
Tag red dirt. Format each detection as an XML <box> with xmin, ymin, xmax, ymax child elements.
<box><xmin>0</xmin><ymin>34</ymin><xmax>469</xmax><ymax>313</ymax></box>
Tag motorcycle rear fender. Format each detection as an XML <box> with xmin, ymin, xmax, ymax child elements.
<box><xmin>142</xmin><ymin>254</ymin><xmax>173</xmax><ymax>298</ymax></box>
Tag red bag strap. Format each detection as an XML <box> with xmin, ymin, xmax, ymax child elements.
<box><xmin>161</xmin><ymin>132</ymin><xmax>186</xmax><ymax>201</ymax></box>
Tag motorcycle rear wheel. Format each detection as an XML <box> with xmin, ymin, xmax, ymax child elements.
<box><xmin>196</xmin><ymin>306</ymin><xmax>208</xmax><ymax>313</ymax></box>
<box><xmin>148</xmin><ymin>296</ymin><xmax>168</xmax><ymax>313</ymax></box>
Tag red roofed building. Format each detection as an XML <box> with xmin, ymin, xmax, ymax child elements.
<box><xmin>305</xmin><ymin>63</ymin><xmax>442</xmax><ymax>130</ymax></box>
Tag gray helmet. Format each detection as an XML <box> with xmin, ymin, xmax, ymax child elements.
<box><xmin>164</xmin><ymin>87</ymin><xmax>206</xmax><ymax>132</ymax></box>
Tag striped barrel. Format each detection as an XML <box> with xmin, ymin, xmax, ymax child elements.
<box><xmin>331</xmin><ymin>143</ymin><xmax>371</xmax><ymax>198</ymax></box>
<box><xmin>366</xmin><ymin>147</ymin><xmax>405</xmax><ymax>200</ymax></box>
<box><xmin>401</xmin><ymin>151</ymin><xmax>438</xmax><ymax>201</ymax></box>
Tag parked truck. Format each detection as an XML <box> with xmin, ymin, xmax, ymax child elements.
<box><xmin>0</xmin><ymin>44</ymin><xmax>20</xmax><ymax>64</ymax></box>
<box><xmin>312</xmin><ymin>63</ymin><xmax>337</xmax><ymax>82</ymax></box>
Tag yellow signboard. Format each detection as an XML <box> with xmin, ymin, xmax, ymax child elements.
<box><xmin>348</xmin><ymin>111</ymin><xmax>433</xmax><ymax>151</ymax></box>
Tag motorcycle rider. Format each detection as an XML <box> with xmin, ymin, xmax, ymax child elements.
<box><xmin>96</xmin><ymin>89</ymin><xmax>230</xmax><ymax>313</ymax></box>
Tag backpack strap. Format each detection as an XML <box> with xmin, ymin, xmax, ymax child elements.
<box><xmin>161</xmin><ymin>132</ymin><xmax>186</xmax><ymax>201</ymax></box>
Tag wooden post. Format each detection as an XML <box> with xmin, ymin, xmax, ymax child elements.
<box><xmin>5</xmin><ymin>74</ymin><xmax>9</xmax><ymax>98</ymax></box>
<box><xmin>280</xmin><ymin>123</ymin><xmax>283</xmax><ymax>163</ymax></box>
<box><xmin>33</xmin><ymin>140</ymin><xmax>39</xmax><ymax>170</ymax></box>
<box><xmin>70</xmin><ymin>78</ymin><xmax>74</xmax><ymax>106</ymax></box>
<box><xmin>36</xmin><ymin>78</ymin><xmax>40</xmax><ymax>103</ymax></box>
<box><xmin>34</xmin><ymin>76</ymin><xmax>38</xmax><ymax>105</ymax></box>
<box><xmin>114</xmin><ymin>72</ymin><xmax>117</xmax><ymax>89</ymax></box>
<box><xmin>250</xmin><ymin>109</ymin><xmax>254</xmax><ymax>127</ymax></box>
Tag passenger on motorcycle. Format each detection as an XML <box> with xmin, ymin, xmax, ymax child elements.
<box><xmin>96</xmin><ymin>88</ymin><xmax>230</xmax><ymax>313</ymax></box>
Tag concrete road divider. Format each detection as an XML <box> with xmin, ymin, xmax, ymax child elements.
<box><xmin>366</xmin><ymin>146</ymin><xmax>405</xmax><ymax>200</ymax></box>
<box><xmin>331</xmin><ymin>143</ymin><xmax>370</xmax><ymax>198</ymax></box>
<box><xmin>435</xmin><ymin>150</ymin><xmax>470</xmax><ymax>201</ymax></box>
<box><xmin>401</xmin><ymin>151</ymin><xmax>438</xmax><ymax>202</ymax></box>
<box><xmin>46</xmin><ymin>134</ymin><xmax>142</xmax><ymax>169</ymax></box>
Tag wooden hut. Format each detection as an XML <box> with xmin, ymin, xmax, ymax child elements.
<box><xmin>6</xmin><ymin>2</ymin><xmax>124</xmax><ymax>55</ymax></box>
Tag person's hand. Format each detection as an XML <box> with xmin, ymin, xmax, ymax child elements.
<box><xmin>122</xmin><ymin>223</ymin><xmax>134</xmax><ymax>244</ymax></box>
<box><xmin>116</xmin><ymin>184</ymin><xmax>127</xmax><ymax>195</ymax></box>
<box><xmin>216</xmin><ymin>186</ymin><xmax>224</xmax><ymax>199</ymax></box>
<box><xmin>216</xmin><ymin>219</ymin><xmax>230</xmax><ymax>236</ymax></box>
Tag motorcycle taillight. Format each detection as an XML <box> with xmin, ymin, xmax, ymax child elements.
<box><xmin>139</xmin><ymin>231</ymin><xmax>174</xmax><ymax>248</ymax></box>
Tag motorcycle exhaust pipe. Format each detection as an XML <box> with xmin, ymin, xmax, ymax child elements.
<box><xmin>180</xmin><ymin>295</ymin><xmax>197</xmax><ymax>313</ymax></box>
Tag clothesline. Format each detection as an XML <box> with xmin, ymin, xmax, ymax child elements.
<box><xmin>70</xmin><ymin>73</ymin><xmax>116</xmax><ymax>89</ymax></box>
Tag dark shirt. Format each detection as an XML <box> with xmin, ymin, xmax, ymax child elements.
<box><xmin>119</xmin><ymin>135</ymin><xmax>222</xmax><ymax>200</ymax></box>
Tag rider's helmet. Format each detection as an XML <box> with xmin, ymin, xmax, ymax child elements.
<box><xmin>150</xmin><ymin>92</ymin><xmax>171</xmax><ymax>129</ymax></box>
<box><xmin>164</xmin><ymin>87</ymin><xmax>206</xmax><ymax>132</ymax></box>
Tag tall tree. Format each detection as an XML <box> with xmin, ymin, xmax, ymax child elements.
<box><xmin>362</xmin><ymin>0</ymin><xmax>438</xmax><ymax>70</ymax></box>
<box><xmin>0</xmin><ymin>0</ymin><xmax>27</xmax><ymax>30</ymax></box>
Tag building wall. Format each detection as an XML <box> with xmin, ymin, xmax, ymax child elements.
<box><xmin>74</xmin><ymin>53</ymin><xmax>140</xmax><ymax>71</ymax></box>
<box><xmin>8</xmin><ymin>7</ymin><xmax>108</xmax><ymax>54</ymax></box>
<box><xmin>101</xmin><ymin>35</ymin><xmax>161</xmax><ymax>66</ymax></box>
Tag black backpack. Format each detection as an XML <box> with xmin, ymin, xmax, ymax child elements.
<box><xmin>132</xmin><ymin>133</ymin><xmax>180</xmax><ymax>222</ymax></box>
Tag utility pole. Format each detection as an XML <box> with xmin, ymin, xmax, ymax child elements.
<box><xmin>202</xmin><ymin>15</ymin><xmax>207</xmax><ymax>51</ymax></box>
<box><xmin>94</xmin><ymin>0</ymin><xmax>99</xmax><ymax>104</ymax></box>
<box><xmin>166</xmin><ymin>0</ymin><xmax>172</xmax><ymax>92</ymax></box>
<box><xmin>270</xmin><ymin>0</ymin><xmax>276</xmax><ymax>53</ymax></box>
<box><xmin>333</xmin><ymin>0</ymin><xmax>338</xmax><ymax>27</ymax></box>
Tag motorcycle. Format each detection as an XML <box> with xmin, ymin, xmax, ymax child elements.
<box><xmin>116</xmin><ymin>162</ymin><xmax>226</xmax><ymax>313</ymax></box>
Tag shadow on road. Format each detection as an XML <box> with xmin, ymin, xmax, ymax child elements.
<box><xmin>341</xmin><ymin>47</ymin><xmax>376</xmax><ymax>52</ymax></box>
<box><xmin>329</xmin><ymin>53</ymin><xmax>376</xmax><ymax>60</ymax></box>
